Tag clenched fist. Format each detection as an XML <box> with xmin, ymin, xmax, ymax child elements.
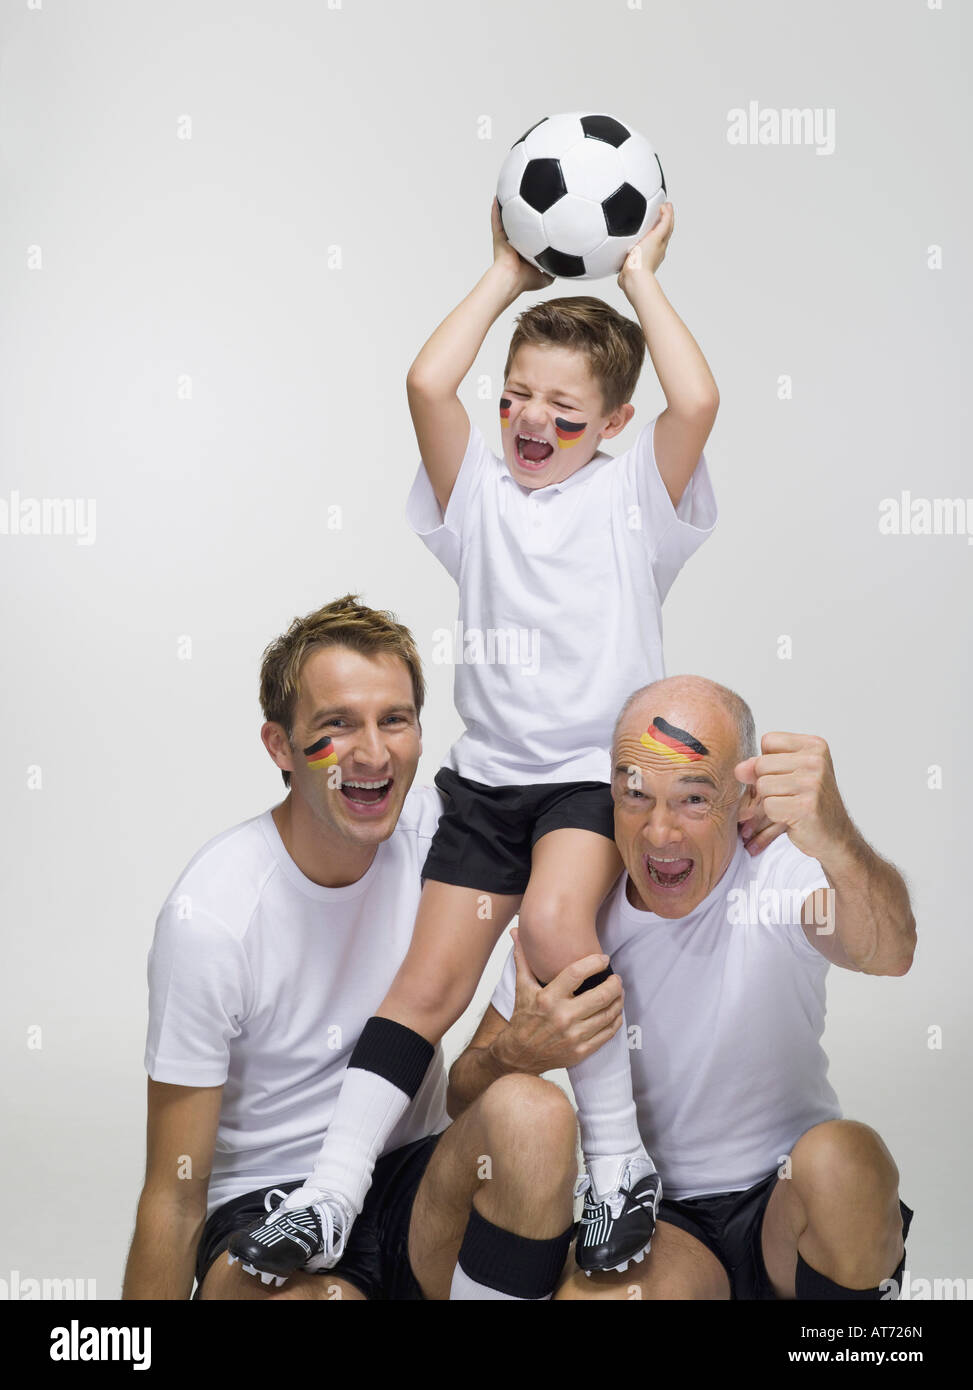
<box><xmin>735</xmin><ymin>732</ymin><xmax>854</xmax><ymax>863</ymax></box>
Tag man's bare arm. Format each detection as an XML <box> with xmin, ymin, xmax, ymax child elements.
<box><xmin>122</xmin><ymin>1079</ymin><xmax>223</xmax><ymax>1300</ymax></box>
<box><xmin>801</xmin><ymin>840</ymin><xmax>916</xmax><ymax>975</ymax></box>
<box><xmin>446</xmin><ymin>1004</ymin><xmax>518</xmax><ymax>1119</ymax></box>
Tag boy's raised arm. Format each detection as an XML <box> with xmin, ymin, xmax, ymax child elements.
<box><xmin>618</xmin><ymin>203</ymin><xmax>720</xmax><ymax>509</ymax></box>
<box><xmin>406</xmin><ymin>200</ymin><xmax>552</xmax><ymax>513</ymax></box>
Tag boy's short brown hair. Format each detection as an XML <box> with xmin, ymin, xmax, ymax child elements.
<box><xmin>260</xmin><ymin>594</ymin><xmax>425</xmax><ymax>786</ymax></box>
<box><xmin>503</xmin><ymin>296</ymin><xmax>646</xmax><ymax>415</ymax></box>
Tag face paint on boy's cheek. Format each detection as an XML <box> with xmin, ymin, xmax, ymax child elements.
<box><xmin>302</xmin><ymin>735</ymin><xmax>339</xmax><ymax>771</ymax></box>
<box><xmin>554</xmin><ymin>417</ymin><xmax>587</xmax><ymax>449</ymax></box>
<box><xmin>499</xmin><ymin>398</ymin><xmax>511</xmax><ymax>427</ymax></box>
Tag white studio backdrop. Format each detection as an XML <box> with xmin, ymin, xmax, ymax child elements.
<box><xmin>1</xmin><ymin>0</ymin><xmax>969</xmax><ymax>1297</ymax></box>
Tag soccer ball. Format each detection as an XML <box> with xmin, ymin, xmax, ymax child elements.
<box><xmin>496</xmin><ymin>112</ymin><xmax>666</xmax><ymax>280</ymax></box>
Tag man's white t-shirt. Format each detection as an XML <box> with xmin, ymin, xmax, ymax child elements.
<box><xmin>492</xmin><ymin>835</ymin><xmax>842</xmax><ymax>1198</ymax></box>
<box><xmin>406</xmin><ymin>417</ymin><xmax>717</xmax><ymax>787</ymax></box>
<box><xmin>145</xmin><ymin>788</ymin><xmax>450</xmax><ymax>1218</ymax></box>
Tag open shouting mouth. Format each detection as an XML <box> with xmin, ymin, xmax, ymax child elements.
<box><xmin>339</xmin><ymin>777</ymin><xmax>393</xmax><ymax>816</ymax></box>
<box><xmin>645</xmin><ymin>854</ymin><xmax>694</xmax><ymax>891</ymax></box>
<box><xmin>515</xmin><ymin>432</ymin><xmax>554</xmax><ymax>469</ymax></box>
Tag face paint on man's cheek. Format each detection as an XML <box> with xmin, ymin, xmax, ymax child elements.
<box><xmin>554</xmin><ymin>417</ymin><xmax>587</xmax><ymax>449</ymax></box>
<box><xmin>640</xmin><ymin>716</ymin><xmax>709</xmax><ymax>764</ymax></box>
<box><xmin>303</xmin><ymin>735</ymin><xmax>338</xmax><ymax>770</ymax></box>
<box><xmin>499</xmin><ymin>398</ymin><xmax>511</xmax><ymax>428</ymax></box>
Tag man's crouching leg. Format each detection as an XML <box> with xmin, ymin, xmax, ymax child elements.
<box><xmin>409</xmin><ymin>1074</ymin><xmax>577</xmax><ymax>1301</ymax></box>
<box><xmin>762</xmin><ymin>1119</ymin><xmax>909</xmax><ymax>1299</ymax></box>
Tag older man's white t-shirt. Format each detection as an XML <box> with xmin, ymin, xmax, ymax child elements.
<box><xmin>492</xmin><ymin>835</ymin><xmax>842</xmax><ymax>1198</ymax></box>
<box><xmin>406</xmin><ymin>417</ymin><xmax>717</xmax><ymax>786</ymax></box>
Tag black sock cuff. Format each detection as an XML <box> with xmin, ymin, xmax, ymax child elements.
<box><xmin>795</xmin><ymin>1250</ymin><xmax>907</xmax><ymax>1301</ymax></box>
<box><xmin>348</xmin><ymin>1017</ymin><xmax>434</xmax><ymax>1098</ymax></box>
<box><xmin>573</xmin><ymin>961</ymin><xmax>613</xmax><ymax>997</ymax></box>
<box><xmin>458</xmin><ymin>1206</ymin><xmax>573</xmax><ymax>1300</ymax></box>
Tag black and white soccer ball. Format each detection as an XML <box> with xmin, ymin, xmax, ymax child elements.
<box><xmin>496</xmin><ymin>112</ymin><xmax>666</xmax><ymax>280</ymax></box>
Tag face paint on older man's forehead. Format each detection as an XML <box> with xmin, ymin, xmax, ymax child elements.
<box><xmin>499</xmin><ymin>398</ymin><xmax>511</xmax><ymax>427</ymax></box>
<box><xmin>639</xmin><ymin>717</ymin><xmax>710</xmax><ymax>764</ymax></box>
<box><xmin>554</xmin><ymin>417</ymin><xmax>587</xmax><ymax>448</ymax></box>
<box><xmin>303</xmin><ymin>735</ymin><xmax>338</xmax><ymax>770</ymax></box>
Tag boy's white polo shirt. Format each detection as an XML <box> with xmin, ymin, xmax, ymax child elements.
<box><xmin>407</xmin><ymin>417</ymin><xmax>717</xmax><ymax>786</ymax></box>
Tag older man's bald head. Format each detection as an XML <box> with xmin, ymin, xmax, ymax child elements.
<box><xmin>613</xmin><ymin>675</ymin><xmax>756</xmax><ymax>772</ymax></box>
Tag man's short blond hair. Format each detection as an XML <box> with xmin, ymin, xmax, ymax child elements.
<box><xmin>260</xmin><ymin>594</ymin><xmax>425</xmax><ymax>786</ymax></box>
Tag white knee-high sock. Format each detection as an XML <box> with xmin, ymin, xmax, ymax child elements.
<box><xmin>299</xmin><ymin>1017</ymin><xmax>433</xmax><ymax>1216</ymax></box>
<box><xmin>567</xmin><ymin>998</ymin><xmax>651</xmax><ymax>1198</ymax></box>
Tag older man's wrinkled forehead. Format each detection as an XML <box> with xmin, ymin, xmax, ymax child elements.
<box><xmin>614</xmin><ymin>691</ymin><xmax>739</xmax><ymax>787</ymax></box>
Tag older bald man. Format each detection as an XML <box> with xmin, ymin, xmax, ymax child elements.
<box><xmin>448</xmin><ymin>675</ymin><xmax>916</xmax><ymax>1300</ymax></box>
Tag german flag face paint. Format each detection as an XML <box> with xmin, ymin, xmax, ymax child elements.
<box><xmin>640</xmin><ymin>717</ymin><xmax>709</xmax><ymax>764</ymax></box>
<box><xmin>303</xmin><ymin>735</ymin><xmax>338</xmax><ymax>770</ymax></box>
<box><xmin>554</xmin><ymin>417</ymin><xmax>586</xmax><ymax>449</ymax></box>
<box><xmin>499</xmin><ymin>397</ymin><xmax>511</xmax><ymax>427</ymax></box>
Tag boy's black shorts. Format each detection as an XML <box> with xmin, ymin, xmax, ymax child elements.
<box><xmin>658</xmin><ymin>1171</ymin><xmax>914</xmax><ymax>1299</ymax></box>
<box><xmin>423</xmin><ymin>767</ymin><xmax>615</xmax><ymax>896</ymax></box>
<box><xmin>193</xmin><ymin>1134</ymin><xmax>441</xmax><ymax>1302</ymax></box>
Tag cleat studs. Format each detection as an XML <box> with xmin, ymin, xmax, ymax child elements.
<box><xmin>226</xmin><ymin>1254</ymin><xmax>238</xmax><ymax>1266</ymax></box>
<box><xmin>242</xmin><ymin>1263</ymin><xmax>258</xmax><ymax>1278</ymax></box>
<box><xmin>259</xmin><ymin>1271</ymin><xmax>275</xmax><ymax>1285</ymax></box>
<box><xmin>632</xmin><ymin>1250</ymin><xmax>645</xmax><ymax>1264</ymax></box>
<box><xmin>273</xmin><ymin>1276</ymin><xmax>286</xmax><ymax>1288</ymax></box>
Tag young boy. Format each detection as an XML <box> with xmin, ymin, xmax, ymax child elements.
<box><xmin>229</xmin><ymin>198</ymin><xmax>719</xmax><ymax>1282</ymax></box>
